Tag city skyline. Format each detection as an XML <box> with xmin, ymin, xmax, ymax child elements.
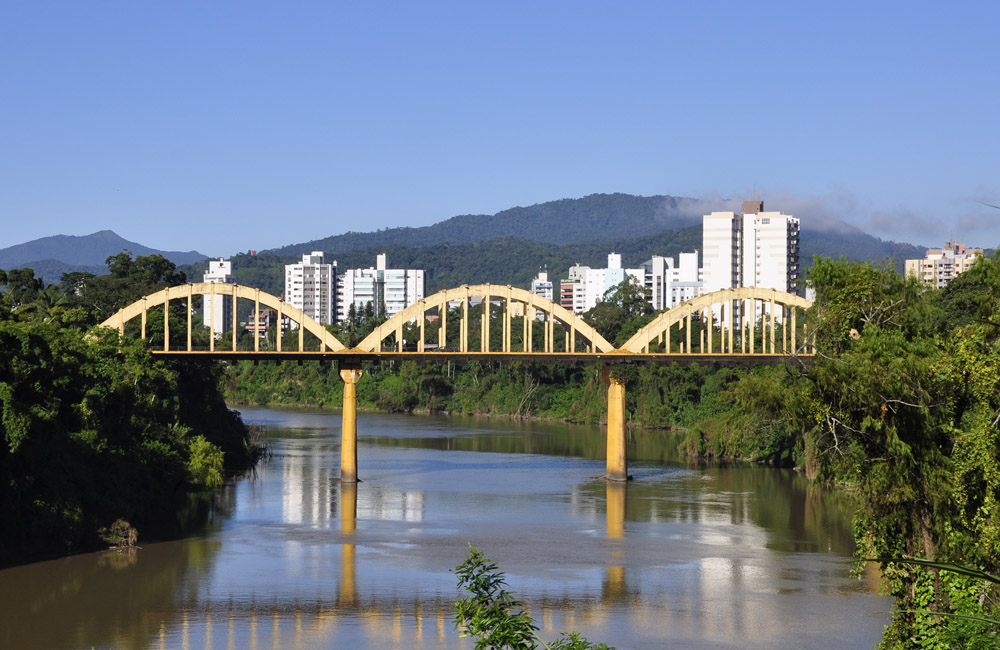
<box><xmin>3</xmin><ymin>2</ymin><xmax>998</xmax><ymax>255</ymax></box>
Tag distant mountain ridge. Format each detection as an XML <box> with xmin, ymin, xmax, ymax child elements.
<box><xmin>265</xmin><ymin>193</ymin><xmax>705</xmax><ymax>257</ymax></box>
<box><xmin>0</xmin><ymin>230</ymin><xmax>207</xmax><ymax>283</ymax></box>
<box><xmin>262</xmin><ymin>193</ymin><xmax>925</xmax><ymax>269</ymax></box>
<box><xmin>6</xmin><ymin>194</ymin><xmax>930</xmax><ymax>289</ymax></box>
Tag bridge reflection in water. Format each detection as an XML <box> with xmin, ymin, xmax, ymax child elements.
<box><xmin>0</xmin><ymin>412</ymin><xmax>888</xmax><ymax>650</ymax></box>
<box><xmin>139</xmin><ymin>482</ymin><xmax>634</xmax><ymax>650</ymax></box>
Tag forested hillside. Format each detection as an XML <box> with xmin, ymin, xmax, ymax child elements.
<box><xmin>177</xmin><ymin>192</ymin><xmax>926</xmax><ymax>294</ymax></box>
<box><xmin>201</xmin><ymin>226</ymin><xmax>703</xmax><ymax>296</ymax></box>
<box><xmin>185</xmin><ymin>223</ymin><xmax>923</xmax><ymax>298</ymax></box>
<box><xmin>265</xmin><ymin>193</ymin><xmax>702</xmax><ymax>256</ymax></box>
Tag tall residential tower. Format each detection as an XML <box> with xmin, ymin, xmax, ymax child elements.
<box><xmin>284</xmin><ymin>251</ymin><xmax>336</xmax><ymax>326</ymax></box>
<box><xmin>337</xmin><ymin>253</ymin><xmax>424</xmax><ymax>321</ymax></box>
<box><xmin>702</xmin><ymin>201</ymin><xmax>799</xmax><ymax>293</ymax></box>
<box><xmin>202</xmin><ymin>258</ymin><xmax>234</xmax><ymax>336</ymax></box>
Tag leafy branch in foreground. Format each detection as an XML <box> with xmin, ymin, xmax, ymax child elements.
<box><xmin>869</xmin><ymin>557</ymin><xmax>1000</xmax><ymax>648</ymax></box>
<box><xmin>454</xmin><ymin>544</ymin><xmax>614</xmax><ymax>650</ymax></box>
<box><xmin>871</xmin><ymin>557</ymin><xmax>1000</xmax><ymax>585</ymax></box>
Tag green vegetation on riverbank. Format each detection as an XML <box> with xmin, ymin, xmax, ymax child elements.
<box><xmin>0</xmin><ymin>256</ymin><xmax>254</xmax><ymax>567</ymax></box>
<box><xmin>701</xmin><ymin>256</ymin><xmax>1000</xmax><ymax>647</ymax></box>
<box><xmin>224</xmin><ymin>358</ymin><xmax>760</xmax><ymax>442</ymax></box>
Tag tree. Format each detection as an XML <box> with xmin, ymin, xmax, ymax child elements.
<box><xmin>582</xmin><ymin>276</ymin><xmax>652</xmax><ymax>345</ymax></box>
<box><xmin>454</xmin><ymin>545</ymin><xmax>614</xmax><ymax>650</ymax></box>
<box><xmin>789</xmin><ymin>257</ymin><xmax>1000</xmax><ymax>646</ymax></box>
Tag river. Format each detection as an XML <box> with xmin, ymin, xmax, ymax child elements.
<box><xmin>0</xmin><ymin>407</ymin><xmax>890</xmax><ymax>649</ymax></box>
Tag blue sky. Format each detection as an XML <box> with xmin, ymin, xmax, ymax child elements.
<box><xmin>3</xmin><ymin>1</ymin><xmax>999</xmax><ymax>256</ymax></box>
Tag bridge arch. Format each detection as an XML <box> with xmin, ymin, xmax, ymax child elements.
<box><xmin>356</xmin><ymin>284</ymin><xmax>615</xmax><ymax>353</ymax></box>
<box><xmin>620</xmin><ymin>287</ymin><xmax>813</xmax><ymax>355</ymax></box>
<box><xmin>98</xmin><ymin>283</ymin><xmax>347</xmax><ymax>352</ymax></box>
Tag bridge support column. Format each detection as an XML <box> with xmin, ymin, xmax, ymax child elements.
<box><xmin>603</xmin><ymin>366</ymin><xmax>629</xmax><ymax>482</ymax></box>
<box><xmin>340</xmin><ymin>364</ymin><xmax>364</xmax><ymax>483</ymax></box>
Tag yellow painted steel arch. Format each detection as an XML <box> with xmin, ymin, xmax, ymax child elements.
<box><xmin>620</xmin><ymin>287</ymin><xmax>813</xmax><ymax>354</ymax></box>
<box><xmin>97</xmin><ymin>282</ymin><xmax>347</xmax><ymax>351</ymax></box>
<box><xmin>356</xmin><ymin>284</ymin><xmax>616</xmax><ymax>353</ymax></box>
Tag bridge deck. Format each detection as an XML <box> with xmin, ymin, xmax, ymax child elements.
<box><xmin>151</xmin><ymin>350</ymin><xmax>812</xmax><ymax>366</ymax></box>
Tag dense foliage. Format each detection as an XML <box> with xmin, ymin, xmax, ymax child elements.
<box><xmin>686</xmin><ymin>256</ymin><xmax>1000</xmax><ymax>647</ymax></box>
<box><xmin>0</xmin><ymin>256</ymin><xmax>253</xmax><ymax>567</ymax></box>
<box><xmin>267</xmin><ymin>193</ymin><xmax>698</xmax><ymax>255</ymax></box>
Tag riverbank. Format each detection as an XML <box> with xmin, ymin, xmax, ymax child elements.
<box><xmin>223</xmin><ymin>357</ymin><xmax>762</xmax><ymax>431</ymax></box>
<box><xmin>0</xmin><ymin>325</ymin><xmax>259</xmax><ymax>568</ymax></box>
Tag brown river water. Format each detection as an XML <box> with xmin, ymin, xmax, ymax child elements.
<box><xmin>0</xmin><ymin>407</ymin><xmax>890</xmax><ymax>649</ymax></box>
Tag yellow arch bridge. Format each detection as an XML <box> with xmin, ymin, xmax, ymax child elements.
<box><xmin>99</xmin><ymin>283</ymin><xmax>813</xmax><ymax>483</ymax></box>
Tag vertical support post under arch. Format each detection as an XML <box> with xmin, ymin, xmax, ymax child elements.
<box><xmin>163</xmin><ymin>295</ymin><xmax>170</xmax><ymax>352</ymax></box>
<box><xmin>527</xmin><ymin>303</ymin><xmax>534</xmax><ymax>352</ymax></box>
<box><xmin>546</xmin><ymin>311</ymin><xmax>554</xmax><ymax>353</ymax></box>
<box><xmin>340</xmin><ymin>364</ymin><xmax>364</xmax><ymax>483</ymax></box>
<box><xmin>209</xmin><ymin>292</ymin><xmax>215</xmax><ymax>351</ymax></box>
<box><xmin>792</xmin><ymin>307</ymin><xmax>797</xmax><ymax>352</ymax></box>
<box><xmin>782</xmin><ymin>306</ymin><xmax>788</xmax><ymax>353</ymax></box>
<box><xmin>254</xmin><ymin>291</ymin><xmax>260</xmax><ymax>353</ymax></box>
<box><xmin>232</xmin><ymin>285</ymin><xmax>238</xmax><ymax>352</ymax></box>
<box><xmin>522</xmin><ymin>303</ymin><xmax>528</xmax><ymax>351</ymax></box>
<box><xmin>603</xmin><ymin>365</ymin><xmax>628</xmax><ymax>482</ymax></box>
<box><xmin>685</xmin><ymin>315</ymin><xmax>691</xmax><ymax>354</ymax></box>
<box><xmin>461</xmin><ymin>297</ymin><xmax>468</xmax><ymax>353</ymax></box>
<box><xmin>419</xmin><ymin>307</ymin><xmax>425</xmax><ymax>352</ymax></box>
<box><xmin>276</xmin><ymin>303</ymin><xmax>283</xmax><ymax>352</ymax></box>
<box><xmin>707</xmin><ymin>306</ymin><xmax>713</xmax><ymax>353</ymax></box>
<box><xmin>769</xmin><ymin>299</ymin><xmax>776</xmax><ymax>354</ymax></box>
<box><xmin>141</xmin><ymin>300</ymin><xmax>147</xmax><ymax>340</ymax></box>
<box><xmin>483</xmin><ymin>292</ymin><xmax>490</xmax><ymax>352</ymax></box>
<box><xmin>504</xmin><ymin>298</ymin><xmax>511</xmax><ymax>352</ymax></box>
<box><xmin>728</xmin><ymin>300</ymin><xmax>734</xmax><ymax>354</ymax></box>
<box><xmin>700</xmin><ymin>310</ymin><xmax>706</xmax><ymax>352</ymax></box>
<box><xmin>440</xmin><ymin>301</ymin><xmax>448</xmax><ymax>350</ymax></box>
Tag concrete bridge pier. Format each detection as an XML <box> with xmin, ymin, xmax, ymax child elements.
<box><xmin>603</xmin><ymin>365</ymin><xmax>629</xmax><ymax>481</ymax></box>
<box><xmin>339</xmin><ymin>364</ymin><xmax>364</xmax><ymax>483</ymax></box>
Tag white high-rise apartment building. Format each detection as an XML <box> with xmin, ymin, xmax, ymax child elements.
<box><xmin>530</xmin><ymin>270</ymin><xmax>554</xmax><ymax>302</ymax></box>
<box><xmin>560</xmin><ymin>254</ymin><xmax>645</xmax><ymax>314</ymax></box>
<box><xmin>202</xmin><ymin>258</ymin><xmax>234</xmax><ymax>336</ymax></box>
<box><xmin>702</xmin><ymin>201</ymin><xmax>799</xmax><ymax>293</ymax></box>
<box><xmin>338</xmin><ymin>253</ymin><xmax>424</xmax><ymax>321</ymax></box>
<box><xmin>561</xmin><ymin>264</ymin><xmax>590</xmax><ymax>313</ymax></box>
<box><xmin>643</xmin><ymin>252</ymin><xmax>702</xmax><ymax>311</ymax></box>
<box><xmin>284</xmin><ymin>251</ymin><xmax>336</xmax><ymax>326</ymax></box>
